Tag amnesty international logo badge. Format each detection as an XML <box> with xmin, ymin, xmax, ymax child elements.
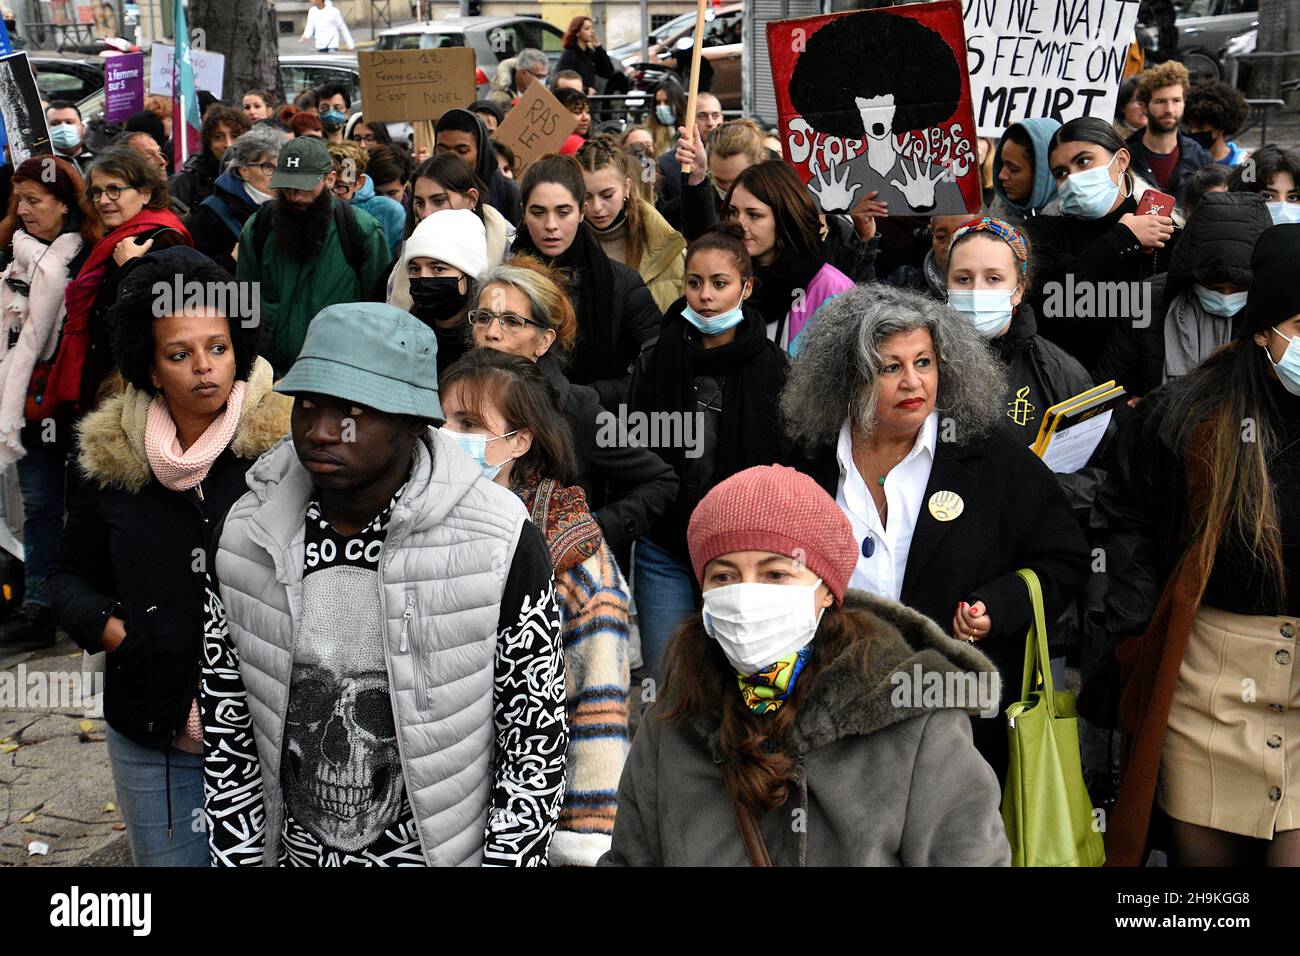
<box><xmin>1007</xmin><ymin>385</ymin><xmax>1035</xmax><ymax>427</ymax></box>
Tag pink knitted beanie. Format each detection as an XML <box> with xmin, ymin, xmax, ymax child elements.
<box><xmin>686</xmin><ymin>464</ymin><xmax>859</xmax><ymax>603</ymax></box>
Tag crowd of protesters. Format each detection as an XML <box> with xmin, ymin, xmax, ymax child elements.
<box><xmin>0</xmin><ymin>39</ymin><xmax>1292</xmax><ymax>871</ymax></box>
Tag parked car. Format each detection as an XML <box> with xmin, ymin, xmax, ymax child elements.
<box><xmin>29</xmin><ymin>52</ymin><xmax>106</xmax><ymax>105</ymax></box>
<box><xmin>1139</xmin><ymin>0</ymin><xmax>1260</xmax><ymax>83</ymax></box>
<box><xmin>612</xmin><ymin>3</ymin><xmax>742</xmax><ymax>109</ymax></box>
<box><xmin>374</xmin><ymin>15</ymin><xmax>566</xmax><ymax>83</ymax></box>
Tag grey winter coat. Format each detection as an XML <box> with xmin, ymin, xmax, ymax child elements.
<box><xmin>600</xmin><ymin>590</ymin><xmax>1011</xmax><ymax>866</ymax></box>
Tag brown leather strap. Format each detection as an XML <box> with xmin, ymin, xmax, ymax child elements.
<box><xmin>722</xmin><ymin>765</ymin><xmax>773</xmax><ymax>867</ymax></box>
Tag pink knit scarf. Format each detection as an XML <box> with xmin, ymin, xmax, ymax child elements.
<box><xmin>144</xmin><ymin>382</ymin><xmax>246</xmax><ymax>491</ymax></box>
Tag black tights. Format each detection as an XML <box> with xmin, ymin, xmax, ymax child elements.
<box><xmin>1168</xmin><ymin>820</ymin><xmax>1300</xmax><ymax>866</ymax></box>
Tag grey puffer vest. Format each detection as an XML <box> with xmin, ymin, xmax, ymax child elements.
<box><xmin>216</xmin><ymin>428</ymin><xmax>530</xmax><ymax>865</ymax></box>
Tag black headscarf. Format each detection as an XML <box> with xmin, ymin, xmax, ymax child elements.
<box><xmin>512</xmin><ymin>221</ymin><xmax>619</xmax><ymax>388</ymax></box>
<box><xmin>747</xmin><ymin>244</ymin><xmax>827</xmax><ymax>344</ymax></box>
<box><xmin>633</xmin><ymin>297</ymin><xmax>789</xmax><ymax>480</ymax></box>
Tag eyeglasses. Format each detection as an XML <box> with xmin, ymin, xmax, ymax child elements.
<box><xmin>527</xmin><ymin>69</ymin><xmax>548</xmax><ymax>80</ymax></box>
<box><xmin>467</xmin><ymin>309</ymin><xmax>542</xmax><ymax>333</ymax></box>
<box><xmin>352</xmin><ymin>132</ymin><xmax>378</xmax><ymax>145</ymax></box>
<box><xmin>250</xmin><ymin>162</ymin><xmax>277</xmax><ymax>176</ymax></box>
<box><xmin>331</xmin><ymin>181</ymin><xmax>355</xmax><ymax>195</ymax></box>
<box><xmin>87</xmin><ymin>184</ymin><xmax>136</xmax><ymax>203</ymax></box>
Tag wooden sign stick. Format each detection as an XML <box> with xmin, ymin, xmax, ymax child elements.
<box><xmin>680</xmin><ymin>0</ymin><xmax>708</xmax><ymax>176</ymax></box>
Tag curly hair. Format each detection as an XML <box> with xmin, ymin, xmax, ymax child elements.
<box><xmin>201</xmin><ymin>105</ymin><xmax>251</xmax><ymax>153</ymax></box>
<box><xmin>780</xmin><ymin>284</ymin><xmax>1005</xmax><ymax>452</ymax></box>
<box><xmin>110</xmin><ymin>249</ymin><xmax>261</xmax><ymax>395</ymax></box>
<box><xmin>1185</xmin><ymin>80</ymin><xmax>1249</xmax><ymax>136</ymax></box>
<box><xmin>1136</xmin><ymin>60</ymin><xmax>1190</xmax><ymax>104</ymax></box>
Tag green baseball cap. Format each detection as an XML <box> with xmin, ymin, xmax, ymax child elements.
<box><xmin>270</xmin><ymin>135</ymin><xmax>334</xmax><ymax>191</ymax></box>
<box><xmin>275</xmin><ymin>303</ymin><xmax>443</xmax><ymax>421</ymax></box>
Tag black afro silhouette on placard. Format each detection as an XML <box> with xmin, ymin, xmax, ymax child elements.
<box><xmin>788</xmin><ymin>12</ymin><xmax>962</xmax><ymax>139</ymax></box>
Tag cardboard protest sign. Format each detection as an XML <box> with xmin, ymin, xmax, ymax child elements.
<box><xmin>358</xmin><ymin>49</ymin><xmax>477</xmax><ymax>124</ymax></box>
<box><xmin>148</xmin><ymin>42</ymin><xmax>225</xmax><ymax>97</ymax></box>
<box><xmin>767</xmin><ymin>1</ymin><xmax>979</xmax><ymax>218</ymax></box>
<box><xmin>491</xmin><ymin>83</ymin><xmax>578</xmax><ymax>174</ymax></box>
<box><xmin>0</xmin><ymin>52</ymin><xmax>50</xmax><ymax>164</ymax></box>
<box><xmin>105</xmin><ymin>52</ymin><xmax>146</xmax><ymax>124</ymax></box>
<box><xmin>965</xmin><ymin>0</ymin><xmax>1142</xmax><ymax>136</ymax></box>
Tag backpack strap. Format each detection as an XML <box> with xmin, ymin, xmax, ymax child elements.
<box><xmin>332</xmin><ymin>199</ymin><xmax>366</xmax><ymax>288</ymax></box>
<box><xmin>199</xmin><ymin>192</ymin><xmax>244</xmax><ymax>241</ymax></box>
<box><xmin>252</xmin><ymin>200</ymin><xmax>367</xmax><ymax>290</ymax></box>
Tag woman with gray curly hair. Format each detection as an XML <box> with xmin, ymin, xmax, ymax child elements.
<box><xmin>784</xmin><ymin>283</ymin><xmax>1089</xmax><ymax>781</ymax></box>
<box><xmin>185</xmin><ymin>124</ymin><xmax>288</xmax><ymax>272</ymax></box>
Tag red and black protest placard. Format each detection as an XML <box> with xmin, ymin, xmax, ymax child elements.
<box><xmin>766</xmin><ymin>0</ymin><xmax>980</xmax><ymax>218</ymax></box>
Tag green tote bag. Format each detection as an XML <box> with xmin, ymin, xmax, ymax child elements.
<box><xmin>1001</xmin><ymin>568</ymin><xmax>1106</xmax><ymax>867</ymax></box>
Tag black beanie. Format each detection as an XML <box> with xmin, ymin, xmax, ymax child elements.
<box><xmin>1237</xmin><ymin>223</ymin><xmax>1300</xmax><ymax>338</ymax></box>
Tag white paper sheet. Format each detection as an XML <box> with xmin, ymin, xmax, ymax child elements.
<box><xmin>1039</xmin><ymin>409</ymin><xmax>1112</xmax><ymax>474</ymax></box>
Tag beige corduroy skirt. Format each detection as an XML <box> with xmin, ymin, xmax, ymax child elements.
<box><xmin>1158</xmin><ymin>605</ymin><xmax>1300</xmax><ymax>839</ymax></box>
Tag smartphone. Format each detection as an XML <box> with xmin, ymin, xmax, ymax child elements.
<box><xmin>1134</xmin><ymin>189</ymin><xmax>1175</xmax><ymax>254</ymax></box>
<box><xmin>1135</xmin><ymin>189</ymin><xmax>1175</xmax><ymax>218</ymax></box>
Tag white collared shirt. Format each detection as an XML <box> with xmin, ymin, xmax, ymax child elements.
<box><xmin>835</xmin><ymin>411</ymin><xmax>938</xmax><ymax>602</ymax></box>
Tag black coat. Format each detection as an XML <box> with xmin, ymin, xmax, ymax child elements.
<box><xmin>795</xmin><ymin>425</ymin><xmax>1090</xmax><ymax>778</ymax></box>
<box><xmin>556</xmin><ymin>255</ymin><xmax>663</xmax><ymax>411</ymax></box>
<box><xmin>992</xmin><ymin>302</ymin><xmax>1104</xmax><ymax>514</ymax></box>
<box><xmin>556</xmin><ymin>44</ymin><xmax>619</xmax><ymax>92</ymax></box>
<box><xmin>538</xmin><ymin>353</ymin><xmax>679</xmax><ymax>558</ymax></box>
<box><xmin>184</xmin><ymin>174</ymin><xmax>258</xmax><ymax>274</ymax></box>
<box><xmin>168</xmin><ymin>149</ymin><xmax>221</xmax><ymax>210</ymax></box>
<box><xmin>48</xmin><ymin>447</ymin><xmax>259</xmax><ymax>751</ymax></box>
<box><xmin>1124</xmin><ymin>128</ymin><xmax>1215</xmax><ymax>206</ymax></box>
<box><xmin>1024</xmin><ymin>192</ymin><xmax>1175</xmax><ymax>371</ymax></box>
<box><xmin>1093</xmin><ymin>191</ymin><xmax>1273</xmax><ymax>397</ymax></box>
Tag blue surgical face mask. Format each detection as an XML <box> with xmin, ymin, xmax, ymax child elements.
<box><xmin>320</xmin><ymin>109</ymin><xmax>347</xmax><ymax>129</ymax></box>
<box><xmin>1266</xmin><ymin>200</ymin><xmax>1300</xmax><ymax>226</ymax></box>
<box><xmin>49</xmin><ymin>123</ymin><xmax>81</xmax><ymax>151</ymax></box>
<box><xmin>1193</xmin><ymin>284</ymin><xmax>1248</xmax><ymax>318</ymax></box>
<box><xmin>446</xmin><ymin>427</ymin><xmax>518</xmax><ymax>480</ymax></box>
<box><xmin>682</xmin><ymin>281</ymin><xmax>750</xmax><ymax>336</ymax></box>
<box><xmin>655</xmin><ymin>104</ymin><xmax>675</xmax><ymax>126</ymax></box>
<box><xmin>1264</xmin><ymin>326</ymin><xmax>1300</xmax><ymax>397</ymax></box>
<box><xmin>946</xmin><ymin>288</ymin><xmax>1015</xmax><ymax>339</ymax></box>
<box><xmin>1057</xmin><ymin>153</ymin><xmax>1121</xmax><ymax>220</ymax></box>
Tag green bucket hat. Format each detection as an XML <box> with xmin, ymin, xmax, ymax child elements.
<box><xmin>275</xmin><ymin>303</ymin><xmax>443</xmax><ymax>420</ymax></box>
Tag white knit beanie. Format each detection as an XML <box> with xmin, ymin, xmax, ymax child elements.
<box><xmin>400</xmin><ymin>208</ymin><xmax>490</xmax><ymax>280</ymax></box>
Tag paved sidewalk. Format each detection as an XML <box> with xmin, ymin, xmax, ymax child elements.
<box><xmin>0</xmin><ymin>634</ymin><xmax>127</xmax><ymax>867</ymax></box>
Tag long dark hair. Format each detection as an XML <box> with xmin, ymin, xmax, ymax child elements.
<box><xmin>406</xmin><ymin>153</ymin><xmax>487</xmax><ymax>238</ymax></box>
<box><xmin>658</xmin><ymin>604</ymin><xmax>874</xmax><ymax>815</ymax></box>
<box><xmin>439</xmin><ymin>347</ymin><xmax>578</xmax><ymax>486</ymax></box>
<box><xmin>1048</xmin><ymin>116</ymin><xmax>1136</xmax><ymax>193</ymax></box>
<box><xmin>1159</xmin><ymin>339</ymin><xmax>1289</xmax><ymax>606</ymax></box>
<box><xmin>727</xmin><ymin>160</ymin><xmax>822</xmax><ymax>258</ymax></box>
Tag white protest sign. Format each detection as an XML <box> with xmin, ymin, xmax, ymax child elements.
<box><xmin>964</xmin><ymin>0</ymin><xmax>1142</xmax><ymax>136</ymax></box>
<box><xmin>148</xmin><ymin>42</ymin><xmax>225</xmax><ymax>97</ymax></box>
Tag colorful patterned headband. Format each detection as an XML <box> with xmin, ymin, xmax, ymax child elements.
<box><xmin>948</xmin><ymin>216</ymin><xmax>1029</xmax><ymax>273</ymax></box>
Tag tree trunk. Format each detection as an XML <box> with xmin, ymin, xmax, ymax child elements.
<box><xmin>1249</xmin><ymin>0</ymin><xmax>1287</xmax><ymax>100</ymax></box>
<box><xmin>189</xmin><ymin>0</ymin><xmax>285</xmax><ymax>106</ymax></box>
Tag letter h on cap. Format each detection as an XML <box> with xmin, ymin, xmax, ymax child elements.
<box><xmin>286</xmin><ymin>156</ymin><xmax>301</xmax><ymax>168</ymax></box>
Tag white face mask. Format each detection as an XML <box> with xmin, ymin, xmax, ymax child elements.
<box><xmin>1264</xmin><ymin>326</ymin><xmax>1300</xmax><ymax>397</ymax></box>
<box><xmin>946</xmin><ymin>288</ymin><xmax>1014</xmax><ymax>338</ymax></box>
<box><xmin>701</xmin><ymin>578</ymin><xmax>825</xmax><ymax>675</ymax></box>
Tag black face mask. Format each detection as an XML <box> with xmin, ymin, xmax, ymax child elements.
<box><xmin>409</xmin><ymin>276</ymin><xmax>468</xmax><ymax>324</ymax></box>
<box><xmin>1188</xmin><ymin>129</ymin><xmax>1217</xmax><ymax>150</ymax></box>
